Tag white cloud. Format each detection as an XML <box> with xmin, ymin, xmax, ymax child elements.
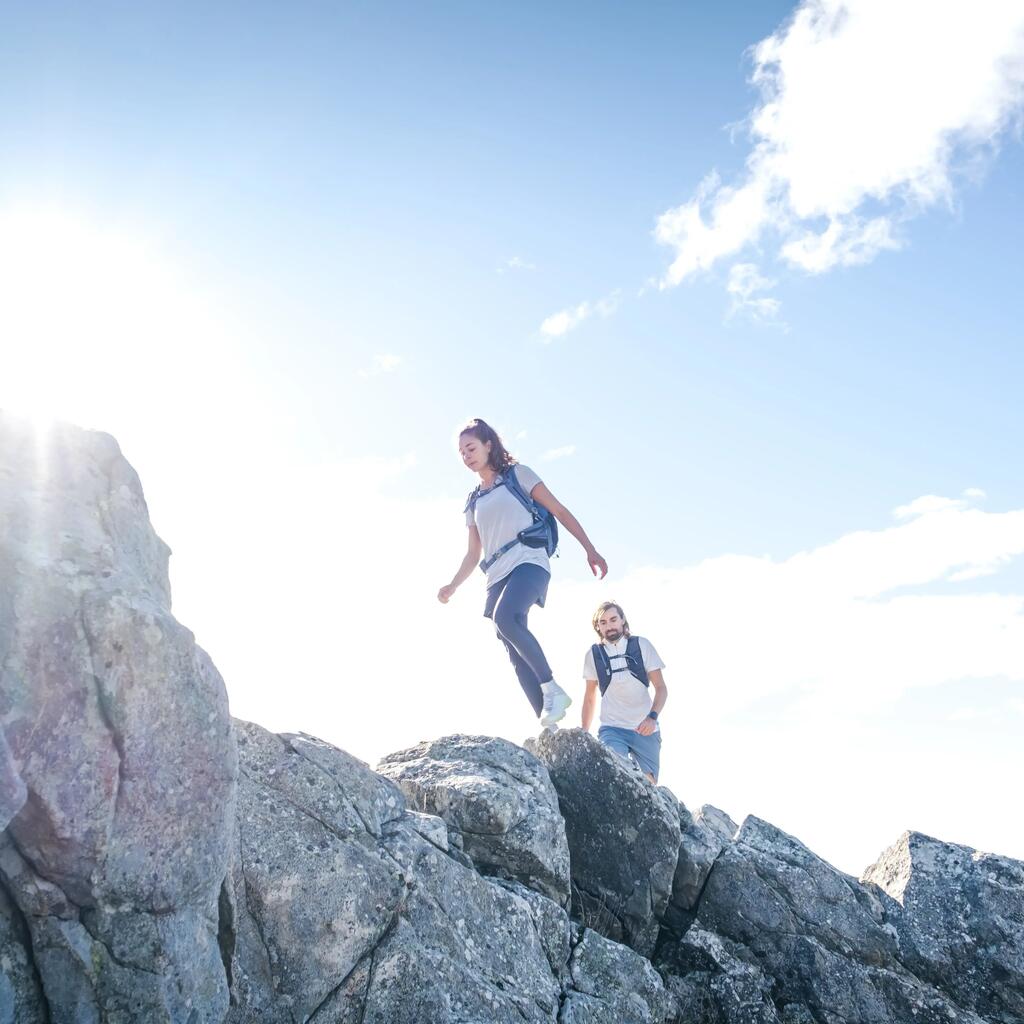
<box><xmin>499</xmin><ymin>256</ymin><xmax>536</xmax><ymax>273</ymax></box>
<box><xmin>893</xmin><ymin>494</ymin><xmax>970</xmax><ymax>520</ymax></box>
<box><xmin>541</xmin><ymin>445</ymin><xmax>577</xmax><ymax>462</ymax></box>
<box><xmin>657</xmin><ymin>0</ymin><xmax>1024</xmax><ymax>285</ymax></box>
<box><xmin>583</xmin><ymin>503</ymin><xmax>1024</xmax><ymax>717</ymax></box>
<box><xmin>726</xmin><ymin>262</ymin><xmax>784</xmax><ymax>322</ymax></box>
<box><xmin>964</xmin><ymin>487</ymin><xmax>987</xmax><ymax>500</ymax></box>
<box><xmin>358</xmin><ymin>353</ymin><xmax>404</xmax><ymax>378</ymax></box>
<box><xmin>540</xmin><ymin>302</ymin><xmax>590</xmax><ymax>339</ymax></box>
<box><xmin>657</xmin><ymin>174</ymin><xmax>772</xmax><ymax>285</ymax></box>
<box><xmin>539</xmin><ymin>291</ymin><xmax>621</xmax><ymax>339</ymax></box>
<box><xmin>780</xmin><ymin>214</ymin><xmax>901</xmax><ymax>273</ymax></box>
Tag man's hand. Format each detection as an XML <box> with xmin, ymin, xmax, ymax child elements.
<box><xmin>587</xmin><ymin>548</ymin><xmax>608</xmax><ymax>580</ymax></box>
<box><xmin>635</xmin><ymin>717</ymin><xmax>657</xmax><ymax>737</ymax></box>
<box><xmin>437</xmin><ymin>584</ymin><xmax>457</xmax><ymax>604</ymax></box>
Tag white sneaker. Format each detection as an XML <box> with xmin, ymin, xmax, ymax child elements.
<box><xmin>540</xmin><ymin>688</ymin><xmax>572</xmax><ymax>728</ymax></box>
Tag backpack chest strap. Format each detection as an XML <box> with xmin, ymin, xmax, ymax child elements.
<box><xmin>593</xmin><ymin>639</ymin><xmax>648</xmax><ymax>695</ymax></box>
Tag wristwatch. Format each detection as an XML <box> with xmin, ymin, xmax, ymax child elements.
<box><xmin>646</xmin><ymin>710</ymin><xmax>658</xmax><ymax>721</ymax></box>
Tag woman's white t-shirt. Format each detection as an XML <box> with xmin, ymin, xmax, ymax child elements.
<box><xmin>465</xmin><ymin>464</ymin><xmax>550</xmax><ymax>588</ymax></box>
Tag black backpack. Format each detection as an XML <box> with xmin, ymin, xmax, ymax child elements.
<box><xmin>465</xmin><ymin>465</ymin><xmax>559</xmax><ymax>573</ymax></box>
<box><xmin>591</xmin><ymin>636</ymin><xmax>648</xmax><ymax>695</ymax></box>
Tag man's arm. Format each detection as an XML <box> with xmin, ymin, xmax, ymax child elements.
<box><xmin>581</xmin><ymin>679</ymin><xmax>599</xmax><ymax>731</ymax></box>
<box><xmin>636</xmin><ymin>669</ymin><xmax>667</xmax><ymax>736</ymax></box>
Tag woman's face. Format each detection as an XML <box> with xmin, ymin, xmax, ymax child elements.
<box><xmin>459</xmin><ymin>433</ymin><xmax>492</xmax><ymax>473</ymax></box>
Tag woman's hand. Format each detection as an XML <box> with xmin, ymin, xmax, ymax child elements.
<box><xmin>437</xmin><ymin>584</ymin><xmax>457</xmax><ymax>604</ymax></box>
<box><xmin>636</xmin><ymin>717</ymin><xmax>657</xmax><ymax>737</ymax></box>
<box><xmin>587</xmin><ymin>548</ymin><xmax>608</xmax><ymax>580</ymax></box>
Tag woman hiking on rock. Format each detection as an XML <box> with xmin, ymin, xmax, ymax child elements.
<box><xmin>438</xmin><ymin>418</ymin><xmax>607</xmax><ymax>728</ymax></box>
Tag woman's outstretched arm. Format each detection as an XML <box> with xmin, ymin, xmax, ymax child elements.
<box><xmin>438</xmin><ymin>526</ymin><xmax>483</xmax><ymax>602</ymax></box>
<box><xmin>531</xmin><ymin>483</ymin><xmax>608</xmax><ymax>579</ymax></box>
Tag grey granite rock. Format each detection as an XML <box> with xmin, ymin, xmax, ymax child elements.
<box><xmin>526</xmin><ymin>728</ymin><xmax>680</xmax><ymax>957</ymax></box>
<box><xmin>0</xmin><ymin>880</ymin><xmax>46</xmax><ymax>1024</ymax></box>
<box><xmin>378</xmin><ymin>734</ymin><xmax>570</xmax><ymax>906</ymax></box>
<box><xmin>227</xmin><ymin>722</ymin><xmax>567</xmax><ymax>1024</ymax></box>
<box><xmin>664</xmin><ymin>803</ymin><xmax>738</xmax><ymax>936</ymax></box>
<box><xmin>863</xmin><ymin>830</ymin><xmax>1024</xmax><ymax>1022</ymax></box>
<box><xmin>226</xmin><ymin>720</ymin><xmax>406</xmax><ymax>1023</ymax></box>
<box><xmin>359</xmin><ymin>819</ymin><xmax>563</xmax><ymax>1024</ymax></box>
<box><xmin>562</xmin><ymin>926</ymin><xmax>678</xmax><ymax>1024</ymax></box>
<box><xmin>0</xmin><ymin>415</ymin><xmax>237</xmax><ymax>1022</ymax></box>
<box><xmin>0</xmin><ymin>732</ymin><xmax>25</xmax><ymax>836</ymax></box>
<box><xmin>492</xmin><ymin>878</ymin><xmax>572</xmax><ymax>974</ymax></box>
<box><xmin>697</xmin><ymin>805</ymin><xmax>738</xmax><ymax>844</ymax></box>
<box><xmin>661</xmin><ymin>926</ymin><xmax>781</xmax><ymax>1024</ymax></box>
<box><xmin>694</xmin><ymin>816</ymin><xmax>987</xmax><ymax>1024</ymax></box>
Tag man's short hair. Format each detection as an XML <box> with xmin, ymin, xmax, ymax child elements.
<box><xmin>592</xmin><ymin>601</ymin><xmax>631</xmax><ymax>638</ymax></box>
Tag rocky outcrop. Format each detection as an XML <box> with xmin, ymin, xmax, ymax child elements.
<box><xmin>0</xmin><ymin>414</ymin><xmax>237</xmax><ymax>1021</ymax></box>
<box><xmin>226</xmin><ymin>724</ymin><xmax>657</xmax><ymax>1024</ymax></box>
<box><xmin>863</xmin><ymin>830</ymin><xmax>1024</xmax><ymax>1023</ymax></box>
<box><xmin>3</xmin><ymin>414</ymin><xmax>1024</xmax><ymax>1024</ymax></box>
<box><xmin>527</xmin><ymin>727</ymin><xmax>681</xmax><ymax>957</ymax></box>
<box><xmin>226</xmin><ymin>721</ymin><xmax>407</xmax><ymax>1022</ymax></box>
<box><xmin>377</xmin><ymin>734</ymin><xmax>571</xmax><ymax>906</ymax></box>
<box><xmin>684</xmin><ymin>816</ymin><xmax>989</xmax><ymax>1023</ymax></box>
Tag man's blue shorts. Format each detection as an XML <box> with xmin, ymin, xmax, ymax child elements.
<box><xmin>597</xmin><ymin>724</ymin><xmax>662</xmax><ymax>781</ymax></box>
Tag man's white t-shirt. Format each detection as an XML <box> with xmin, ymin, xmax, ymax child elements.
<box><xmin>583</xmin><ymin>636</ymin><xmax>665</xmax><ymax>731</ymax></box>
<box><xmin>465</xmin><ymin>464</ymin><xmax>550</xmax><ymax>587</ymax></box>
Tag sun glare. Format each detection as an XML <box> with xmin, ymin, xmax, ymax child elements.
<box><xmin>0</xmin><ymin>203</ymin><xmax>229</xmax><ymax>434</ymax></box>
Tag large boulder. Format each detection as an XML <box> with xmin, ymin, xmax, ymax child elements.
<box><xmin>526</xmin><ymin>728</ymin><xmax>680</xmax><ymax>957</ymax></box>
<box><xmin>0</xmin><ymin>415</ymin><xmax>237</xmax><ymax>1022</ymax></box>
<box><xmin>227</xmin><ymin>722</ymin><xmax>568</xmax><ymax>1024</ymax></box>
<box><xmin>359</xmin><ymin>820</ymin><xmax>564</xmax><ymax>1023</ymax></box>
<box><xmin>226</xmin><ymin>720</ymin><xmax>408</xmax><ymax>1022</ymax></box>
<box><xmin>377</xmin><ymin>734</ymin><xmax>570</xmax><ymax>905</ymax></box>
<box><xmin>863</xmin><ymin>830</ymin><xmax>1024</xmax><ymax>1022</ymax></box>
<box><xmin>693</xmin><ymin>816</ymin><xmax>986</xmax><ymax>1024</ymax></box>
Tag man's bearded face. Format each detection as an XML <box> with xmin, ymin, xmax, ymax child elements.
<box><xmin>597</xmin><ymin>609</ymin><xmax>625</xmax><ymax>642</ymax></box>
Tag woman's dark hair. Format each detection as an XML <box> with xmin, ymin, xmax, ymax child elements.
<box><xmin>459</xmin><ymin>418</ymin><xmax>516</xmax><ymax>473</ymax></box>
<box><xmin>592</xmin><ymin>601</ymin><xmax>630</xmax><ymax>638</ymax></box>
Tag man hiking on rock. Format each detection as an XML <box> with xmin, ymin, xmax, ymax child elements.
<box><xmin>581</xmin><ymin>601</ymin><xmax>667</xmax><ymax>783</ymax></box>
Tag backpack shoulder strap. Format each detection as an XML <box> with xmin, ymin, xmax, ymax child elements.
<box><xmin>626</xmin><ymin>636</ymin><xmax>649</xmax><ymax>686</ymax></box>
<box><xmin>464</xmin><ymin>486</ymin><xmax>482</xmax><ymax>515</ymax></box>
<box><xmin>591</xmin><ymin>643</ymin><xmax>613</xmax><ymax>695</ymax></box>
<box><xmin>502</xmin><ymin>465</ymin><xmax>536</xmax><ymax>514</ymax></box>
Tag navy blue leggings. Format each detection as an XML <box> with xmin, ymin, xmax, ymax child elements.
<box><xmin>484</xmin><ymin>563</ymin><xmax>553</xmax><ymax>718</ymax></box>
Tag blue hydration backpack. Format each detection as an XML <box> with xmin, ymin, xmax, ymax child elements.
<box><xmin>591</xmin><ymin>637</ymin><xmax>648</xmax><ymax>695</ymax></box>
<box><xmin>466</xmin><ymin>465</ymin><xmax>559</xmax><ymax>573</ymax></box>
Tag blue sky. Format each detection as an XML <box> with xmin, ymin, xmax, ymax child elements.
<box><xmin>2</xmin><ymin>1</ymin><xmax>1023</xmax><ymax>874</ymax></box>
